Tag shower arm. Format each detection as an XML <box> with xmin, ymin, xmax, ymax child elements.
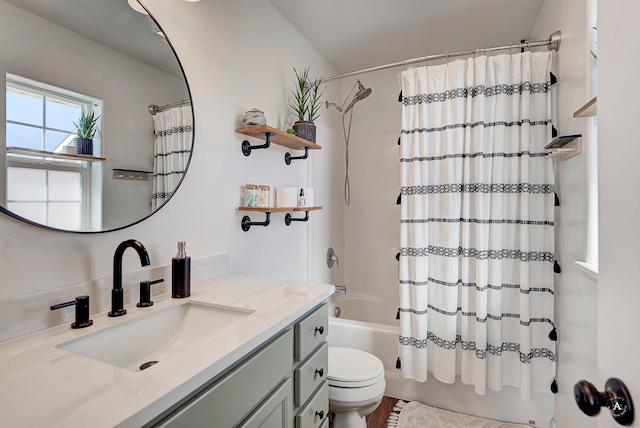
<box><xmin>326</xmin><ymin>81</ymin><xmax>360</xmax><ymax>112</ymax></box>
<box><xmin>325</xmin><ymin>80</ymin><xmax>372</xmax><ymax>113</ymax></box>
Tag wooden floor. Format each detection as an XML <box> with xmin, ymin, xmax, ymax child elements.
<box><xmin>366</xmin><ymin>396</ymin><xmax>399</xmax><ymax>428</ymax></box>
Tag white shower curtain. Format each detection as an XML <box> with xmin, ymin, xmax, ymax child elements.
<box><xmin>152</xmin><ymin>105</ymin><xmax>193</xmax><ymax>210</ymax></box>
<box><xmin>398</xmin><ymin>51</ymin><xmax>556</xmax><ymax>400</ymax></box>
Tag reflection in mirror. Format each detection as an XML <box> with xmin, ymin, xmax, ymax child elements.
<box><xmin>0</xmin><ymin>0</ymin><xmax>193</xmax><ymax>232</ymax></box>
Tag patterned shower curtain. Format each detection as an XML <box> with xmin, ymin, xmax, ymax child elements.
<box><xmin>398</xmin><ymin>51</ymin><xmax>556</xmax><ymax>400</ymax></box>
<box><xmin>152</xmin><ymin>105</ymin><xmax>193</xmax><ymax>210</ymax></box>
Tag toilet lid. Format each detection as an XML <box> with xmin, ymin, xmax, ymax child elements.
<box><xmin>328</xmin><ymin>347</ymin><xmax>384</xmax><ymax>385</ymax></box>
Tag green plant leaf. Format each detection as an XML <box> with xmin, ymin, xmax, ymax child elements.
<box><xmin>289</xmin><ymin>67</ymin><xmax>324</xmax><ymax>122</ymax></box>
<box><xmin>73</xmin><ymin>109</ymin><xmax>100</xmax><ymax>139</ymax></box>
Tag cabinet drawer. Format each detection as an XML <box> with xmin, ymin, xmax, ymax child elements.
<box><xmin>156</xmin><ymin>329</ymin><xmax>293</xmax><ymax>427</ymax></box>
<box><xmin>294</xmin><ymin>304</ymin><xmax>328</xmax><ymax>361</ymax></box>
<box><xmin>295</xmin><ymin>381</ymin><xmax>328</xmax><ymax>428</ymax></box>
<box><xmin>294</xmin><ymin>342</ymin><xmax>328</xmax><ymax>407</ymax></box>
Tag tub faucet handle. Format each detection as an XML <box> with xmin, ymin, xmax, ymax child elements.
<box><xmin>327</xmin><ymin>247</ymin><xmax>339</xmax><ymax>268</ymax></box>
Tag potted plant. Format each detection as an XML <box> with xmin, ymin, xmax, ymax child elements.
<box><xmin>73</xmin><ymin>109</ymin><xmax>100</xmax><ymax>155</ymax></box>
<box><xmin>289</xmin><ymin>67</ymin><xmax>323</xmax><ymax>143</ymax></box>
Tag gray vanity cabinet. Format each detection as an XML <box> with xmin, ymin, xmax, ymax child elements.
<box><xmin>293</xmin><ymin>305</ymin><xmax>329</xmax><ymax>428</ymax></box>
<box><xmin>150</xmin><ymin>303</ymin><xmax>328</xmax><ymax>428</ymax></box>
<box><xmin>239</xmin><ymin>378</ymin><xmax>293</xmax><ymax>428</ymax></box>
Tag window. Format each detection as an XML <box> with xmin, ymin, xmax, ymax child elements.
<box><xmin>4</xmin><ymin>74</ymin><xmax>102</xmax><ymax>230</ymax></box>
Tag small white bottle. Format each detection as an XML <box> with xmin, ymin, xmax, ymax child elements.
<box><xmin>298</xmin><ymin>188</ymin><xmax>306</xmax><ymax>207</ymax></box>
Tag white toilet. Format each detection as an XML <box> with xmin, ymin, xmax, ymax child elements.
<box><xmin>327</xmin><ymin>347</ymin><xmax>386</xmax><ymax>428</ymax></box>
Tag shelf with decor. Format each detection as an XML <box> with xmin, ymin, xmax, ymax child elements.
<box><xmin>238</xmin><ymin>206</ymin><xmax>322</xmax><ymax>231</ymax></box>
<box><xmin>545</xmin><ymin>135</ymin><xmax>582</xmax><ymax>161</ymax></box>
<box><xmin>6</xmin><ymin>146</ymin><xmax>106</xmax><ymax>162</ymax></box>
<box><xmin>573</xmin><ymin>96</ymin><xmax>597</xmax><ymax>118</ymax></box>
<box><xmin>235</xmin><ymin>125</ymin><xmax>322</xmax><ymax>165</ymax></box>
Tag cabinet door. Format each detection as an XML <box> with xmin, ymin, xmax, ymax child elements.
<box><xmin>239</xmin><ymin>378</ymin><xmax>293</xmax><ymax>428</ymax></box>
<box><xmin>155</xmin><ymin>330</ymin><xmax>293</xmax><ymax>427</ymax></box>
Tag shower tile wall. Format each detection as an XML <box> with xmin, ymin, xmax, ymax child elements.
<box><xmin>342</xmin><ymin>68</ymin><xmax>402</xmax><ymax>324</ymax></box>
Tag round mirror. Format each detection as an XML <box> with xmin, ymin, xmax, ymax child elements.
<box><xmin>0</xmin><ymin>0</ymin><xmax>193</xmax><ymax>232</ymax></box>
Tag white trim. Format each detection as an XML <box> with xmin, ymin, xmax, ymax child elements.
<box><xmin>574</xmin><ymin>261</ymin><xmax>598</xmax><ymax>289</ymax></box>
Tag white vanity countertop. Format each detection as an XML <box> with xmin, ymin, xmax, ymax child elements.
<box><xmin>0</xmin><ymin>275</ymin><xmax>334</xmax><ymax>427</ymax></box>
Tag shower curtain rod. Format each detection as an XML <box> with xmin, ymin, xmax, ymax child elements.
<box><xmin>322</xmin><ymin>30</ymin><xmax>561</xmax><ymax>83</ymax></box>
<box><xmin>148</xmin><ymin>99</ymin><xmax>191</xmax><ymax>115</ymax></box>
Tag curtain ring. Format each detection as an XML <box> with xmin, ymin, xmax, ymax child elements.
<box><xmin>402</xmin><ymin>59</ymin><xmax>406</xmax><ymax>71</ymax></box>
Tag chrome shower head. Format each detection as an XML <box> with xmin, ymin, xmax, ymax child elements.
<box><xmin>355</xmin><ymin>80</ymin><xmax>372</xmax><ymax>101</ymax></box>
<box><xmin>343</xmin><ymin>80</ymin><xmax>372</xmax><ymax>114</ymax></box>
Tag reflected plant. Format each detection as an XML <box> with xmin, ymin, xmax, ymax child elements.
<box><xmin>73</xmin><ymin>109</ymin><xmax>100</xmax><ymax>139</ymax></box>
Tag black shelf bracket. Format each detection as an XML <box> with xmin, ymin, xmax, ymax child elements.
<box><xmin>241</xmin><ymin>132</ymin><xmax>273</xmax><ymax>156</ymax></box>
<box><xmin>285</xmin><ymin>211</ymin><xmax>310</xmax><ymax>226</ymax></box>
<box><xmin>241</xmin><ymin>212</ymin><xmax>271</xmax><ymax>231</ymax></box>
<box><xmin>285</xmin><ymin>146</ymin><xmax>310</xmax><ymax>165</ymax></box>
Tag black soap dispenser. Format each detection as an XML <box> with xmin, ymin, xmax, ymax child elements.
<box><xmin>172</xmin><ymin>241</ymin><xmax>191</xmax><ymax>298</ymax></box>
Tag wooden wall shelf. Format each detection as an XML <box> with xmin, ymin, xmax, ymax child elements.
<box><xmin>236</xmin><ymin>125</ymin><xmax>321</xmax><ymax>164</ymax></box>
<box><xmin>238</xmin><ymin>206</ymin><xmax>322</xmax><ymax>213</ymax></box>
<box><xmin>236</xmin><ymin>125</ymin><xmax>322</xmax><ymax>150</ymax></box>
<box><xmin>573</xmin><ymin>96</ymin><xmax>597</xmax><ymax>118</ymax></box>
<box><xmin>6</xmin><ymin>147</ymin><xmax>105</xmax><ymax>162</ymax></box>
<box><xmin>238</xmin><ymin>206</ymin><xmax>322</xmax><ymax>231</ymax></box>
<box><xmin>545</xmin><ymin>135</ymin><xmax>582</xmax><ymax>161</ymax></box>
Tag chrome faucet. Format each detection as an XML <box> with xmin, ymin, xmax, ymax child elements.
<box><xmin>109</xmin><ymin>239</ymin><xmax>150</xmax><ymax>317</ymax></box>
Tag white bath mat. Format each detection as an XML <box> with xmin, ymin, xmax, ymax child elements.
<box><xmin>387</xmin><ymin>400</ymin><xmax>534</xmax><ymax>428</ymax></box>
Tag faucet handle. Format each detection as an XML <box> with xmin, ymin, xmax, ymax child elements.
<box><xmin>137</xmin><ymin>278</ymin><xmax>165</xmax><ymax>307</ymax></box>
<box><xmin>51</xmin><ymin>295</ymin><xmax>93</xmax><ymax>329</ymax></box>
<box><xmin>326</xmin><ymin>247</ymin><xmax>340</xmax><ymax>268</ymax></box>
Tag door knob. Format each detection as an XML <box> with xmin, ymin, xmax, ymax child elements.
<box><xmin>574</xmin><ymin>378</ymin><xmax>634</xmax><ymax>425</ymax></box>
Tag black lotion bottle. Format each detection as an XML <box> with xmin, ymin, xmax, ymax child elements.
<box><xmin>172</xmin><ymin>241</ymin><xmax>191</xmax><ymax>298</ymax></box>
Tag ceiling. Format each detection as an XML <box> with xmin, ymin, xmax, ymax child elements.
<box><xmin>269</xmin><ymin>0</ymin><xmax>546</xmax><ymax>77</ymax></box>
<box><xmin>6</xmin><ymin>0</ymin><xmax>546</xmax><ymax>81</ymax></box>
<box><xmin>4</xmin><ymin>0</ymin><xmax>183</xmax><ymax>77</ymax></box>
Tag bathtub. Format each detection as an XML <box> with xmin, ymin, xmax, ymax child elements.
<box><xmin>327</xmin><ymin>296</ymin><xmax>554</xmax><ymax>428</ymax></box>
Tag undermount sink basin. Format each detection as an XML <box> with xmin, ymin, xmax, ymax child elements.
<box><xmin>57</xmin><ymin>301</ymin><xmax>254</xmax><ymax>371</ymax></box>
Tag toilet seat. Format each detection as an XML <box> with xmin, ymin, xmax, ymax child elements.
<box><xmin>328</xmin><ymin>347</ymin><xmax>385</xmax><ymax>388</ymax></box>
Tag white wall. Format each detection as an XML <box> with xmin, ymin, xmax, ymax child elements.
<box><xmin>337</xmin><ymin>67</ymin><xmax>402</xmax><ymax>325</ymax></box>
<box><xmin>0</xmin><ymin>0</ymin><xmax>188</xmax><ymax>230</ymax></box>
<box><xmin>597</xmin><ymin>1</ymin><xmax>640</xmax><ymax>427</ymax></box>
<box><xmin>531</xmin><ymin>1</ymin><xmax>598</xmax><ymax>427</ymax></box>
<box><xmin>0</xmin><ymin>0</ymin><xmax>343</xmax><ymax>301</ymax></box>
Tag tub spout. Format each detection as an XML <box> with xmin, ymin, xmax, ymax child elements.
<box><xmin>335</xmin><ymin>284</ymin><xmax>347</xmax><ymax>294</ymax></box>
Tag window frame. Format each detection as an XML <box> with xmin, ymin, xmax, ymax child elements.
<box><xmin>4</xmin><ymin>74</ymin><xmax>102</xmax><ymax>230</ymax></box>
